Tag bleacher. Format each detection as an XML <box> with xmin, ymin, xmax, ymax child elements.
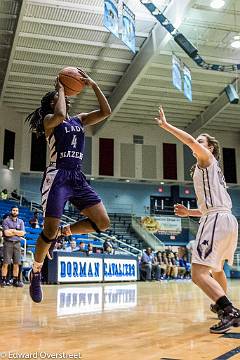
<box><xmin>0</xmin><ymin>200</ymin><xmax>103</xmax><ymax>252</ymax></box>
<box><xmin>108</xmin><ymin>213</ymin><xmax>143</xmax><ymax>248</ymax></box>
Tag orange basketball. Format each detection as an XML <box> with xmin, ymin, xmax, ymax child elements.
<box><xmin>58</xmin><ymin>67</ymin><xmax>85</xmax><ymax>96</ymax></box>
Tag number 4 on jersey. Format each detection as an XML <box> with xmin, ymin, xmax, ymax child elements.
<box><xmin>71</xmin><ymin>135</ymin><xmax>77</xmax><ymax>148</ymax></box>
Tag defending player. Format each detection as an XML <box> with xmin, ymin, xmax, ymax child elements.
<box><xmin>155</xmin><ymin>106</ymin><xmax>239</xmax><ymax>334</ymax></box>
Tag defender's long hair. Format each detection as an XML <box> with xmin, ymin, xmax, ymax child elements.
<box><xmin>25</xmin><ymin>91</ymin><xmax>57</xmax><ymax>137</ymax></box>
<box><xmin>190</xmin><ymin>133</ymin><xmax>221</xmax><ymax>177</ymax></box>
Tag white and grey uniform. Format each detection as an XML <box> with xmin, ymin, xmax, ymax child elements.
<box><xmin>192</xmin><ymin>157</ymin><xmax>238</xmax><ymax>272</ymax></box>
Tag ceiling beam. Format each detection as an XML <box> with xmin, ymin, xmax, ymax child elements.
<box><xmin>15</xmin><ymin>46</ymin><xmax>131</xmax><ymax>64</ymax></box>
<box><xmin>22</xmin><ymin>16</ymin><xmax>149</xmax><ymax>38</ymax></box>
<box><xmin>8</xmin><ymin>71</ymin><xmax>117</xmax><ymax>87</ymax></box>
<box><xmin>18</xmin><ymin>32</ymin><xmax>140</xmax><ymax>51</ymax></box>
<box><xmin>6</xmin><ymin>81</ymin><xmax>111</xmax><ymax>95</ymax></box>
<box><xmin>26</xmin><ymin>0</ymin><xmax>155</xmax><ymax>22</ymax></box>
<box><xmin>184</xmin><ymin>78</ymin><xmax>240</xmax><ymax>135</ymax></box>
<box><xmin>142</xmin><ymin>74</ymin><xmax>229</xmax><ymax>89</ymax></box>
<box><xmin>135</xmin><ymin>85</ymin><xmax>217</xmax><ymax>98</ymax></box>
<box><xmin>12</xmin><ymin>59</ymin><xmax>124</xmax><ymax>76</ymax></box>
<box><xmin>129</xmin><ymin>93</ymin><xmax>209</xmax><ymax>106</ymax></box>
<box><xmin>92</xmin><ymin>0</ymin><xmax>193</xmax><ymax>135</ymax></box>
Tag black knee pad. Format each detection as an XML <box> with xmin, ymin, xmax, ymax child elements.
<box><xmin>87</xmin><ymin>219</ymin><xmax>101</xmax><ymax>234</ymax></box>
<box><xmin>40</xmin><ymin>231</ymin><xmax>56</xmax><ymax>244</ymax></box>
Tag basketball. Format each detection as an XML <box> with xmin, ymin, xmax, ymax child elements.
<box><xmin>58</xmin><ymin>67</ymin><xmax>85</xmax><ymax>96</ymax></box>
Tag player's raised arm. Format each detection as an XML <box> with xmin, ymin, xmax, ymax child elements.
<box><xmin>76</xmin><ymin>69</ymin><xmax>111</xmax><ymax>126</ymax></box>
<box><xmin>155</xmin><ymin>106</ymin><xmax>213</xmax><ymax>168</ymax></box>
<box><xmin>43</xmin><ymin>77</ymin><xmax>67</xmax><ymax>131</ymax></box>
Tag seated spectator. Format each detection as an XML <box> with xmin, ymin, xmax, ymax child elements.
<box><xmin>65</xmin><ymin>240</ymin><xmax>79</xmax><ymax>252</ymax></box>
<box><xmin>1</xmin><ymin>189</ymin><xmax>8</xmax><ymax>200</ymax></box>
<box><xmin>95</xmin><ymin>248</ymin><xmax>103</xmax><ymax>254</ymax></box>
<box><xmin>140</xmin><ymin>247</ymin><xmax>155</xmax><ymax>281</ymax></box>
<box><xmin>86</xmin><ymin>243</ymin><xmax>94</xmax><ymax>256</ymax></box>
<box><xmin>151</xmin><ymin>254</ymin><xmax>161</xmax><ymax>281</ymax></box>
<box><xmin>179</xmin><ymin>255</ymin><xmax>191</xmax><ymax>278</ymax></box>
<box><xmin>78</xmin><ymin>241</ymin><xmax>86</xmax><ymax>253</ymax></box>
<box><xmin>103</xmin><ymin>239</ymin><xmax>113</xmax><ymax>254</ymax></box>
<box><xmin>29</xmin><ymin>211</ymin><xmax>40</xmax><ymax>229</ymax></box>
<box><xmin>161</xmin><ymin>252</ymin><xmax>171</xmax><ymax>279</ymax></box>
<box><xmin>166</xmin><ymin>252</ymin><xmax>176</xmax><ymax>278</ymax></box>
<box><xmin>154</xmin><ymin>251</ymin><xmax>167</xmax><ymax>279</ymax></box>
<box><xmin>174</xmin><ymin>253</ymin><xmax>186</xmax><ymax>278</ymax></box>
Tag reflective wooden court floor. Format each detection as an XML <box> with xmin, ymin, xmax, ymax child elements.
<box><xmin>0</xmin><ymin>280</ymin><xmax>240</xmax><ymax>360</ymax></box>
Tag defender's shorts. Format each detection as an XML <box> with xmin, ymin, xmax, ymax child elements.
<box><xmin>41</xmin><ymin>164</ymin><xmax>101</xmax><ymax>219</ymax></box>
<box><xmin>192</xmin><ymin>211</ymin><xmax>238</xmax><ymax>272</ymax></box>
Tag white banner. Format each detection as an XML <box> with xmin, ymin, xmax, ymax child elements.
<box><xmin>141</xmin><ymin>216</ymin><xmax>181</xmax><ymax>234</ymax></box>
<box><xmin>103</xmin><ymin>0</ymin><xmax>119</xmax><ymax>38</ymax></box>
<box><xmin>121</xmin><ymin>2</ymin><xmax>136</xmax><ymax>53</ymax></box>
<box><xmin>103</xmin><ymin>258</ymin><xmax>137</xmax><ymax>281</ymax></box>
<box><xmin>172</xmin><ymin>54</ymin><xmax>182</xmax><ymax>91</ymax></box>
<box><xmin>58</xmin><ymin>256</ymin><xmax>103</xmax><ymax>283</ymax></box>
<box><xmin>183</xmin><ymin>63</ymin><xmax>192</xmax><ymax>102</ymax></box>
<box><xmin>155</xmin><ymin>216</ymin><xmax>182</xmax><ymax>234</ymax></box>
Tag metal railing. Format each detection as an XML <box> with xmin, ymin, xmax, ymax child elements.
<box><xmin>131</xmin><ymin>216</ymin><xmax>164</xmax><ymax>251</ymax></box>
<box><xmin>20</xmin><ymin>237</ymin><xmax>27</xmax><ymax>261</ymax></box>
<box><xmin>89</xmin><ymin>233</ymin><xmax>140</xmax><ymax>257</ymax></box>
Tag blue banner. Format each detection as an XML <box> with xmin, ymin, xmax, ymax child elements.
<box><xmin>122</xmin><ymin>2</ymin><xmax>136</xmax><ymax>53</ymax></box>
<box><xmin>172</xmin><ymin>54</ymin><xmax>182</xmax><ymax>91</ymax></box>
<box><xmin>183</xmin><ymin>64</ymin><xmax>192</xmax><ymax>102</ymax></box>
<box><xmin>103</xmin><ymin>0</ymin><xmax>119</xmax><ymax>38</ymax></box>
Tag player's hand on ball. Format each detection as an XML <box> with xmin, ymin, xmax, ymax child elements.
<box><xmin>77</xmin><ymin>68</ymin><xmax>96</xmax><ymax>88</ymax></box>
<box><xmin>55</xmin><ymin>76</ymin><xmax>64</xmax><ymax>92</ymax></box>
<box><xmin>155</xmin><ymin>106</ymin><xmax>168</xmax><ymax>128</ymax></box>
<box><xmin>174</xmin><ymin>204</ymin><xmax>189</xmax><ymax>217</ymax></box>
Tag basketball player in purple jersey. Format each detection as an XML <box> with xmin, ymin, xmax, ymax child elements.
<box><xmin>155</xmin><ymin>106</ymin><xmax>240</xmax><ymax>334</ymax></box>
<box><xmin>26</xmin><ymin>69</ymin><xmax>111</xmax><ymax>303</ymax></box>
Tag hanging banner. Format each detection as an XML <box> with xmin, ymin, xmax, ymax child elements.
<box><xmin>172</xmin><ymin>54</ymin><xmax>182</xmax><ymax>91</ymax></box>
<box><xmin>141</xmin><ymin>216</ymin><xmax>182</xmax><ymax>235</ymax></box>
<box><xmin>122</xmin><ymin>2</ymin><xmax>136</xmax><ymax>53</ymax></box>
<box><xmin>103</xmin><ymin>0</ymin><xmax>119</xmax><ymax>38</ymax></box>
<box><xmin>183</xmin><ymin>64</ymin><xmax>192</xmax><ymax>102</ymax></box>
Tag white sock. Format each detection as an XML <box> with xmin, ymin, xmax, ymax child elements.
<box><xmin>32</xmin><ymin>261</ymin><xmax>43</xmax><ymax>273</ymax></box>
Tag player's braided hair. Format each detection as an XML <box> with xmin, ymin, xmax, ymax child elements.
<box><xmin>190</xmin><ymin>133</ymin><xmax>221</xmax><ymax>177</ymax></box>
<box><xmin>25</xmin><ymin>91</ymin><xmax>57</xmax><ymax>137</ymax></box>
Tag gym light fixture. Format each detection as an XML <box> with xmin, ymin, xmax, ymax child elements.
<box><xmin>231</xmin><ymin>35</ymin><xmax>240</xmax><ymax>49</ymax></box>
<box><xmin>210</xmin><ymin>0</ymin><xmax>225</xmax><ymax>9</ymax></box>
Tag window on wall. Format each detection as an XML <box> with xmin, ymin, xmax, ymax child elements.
<box><xmin>30</xmin><ymin>133</ymin><xmax>47</xmax><ymax>171</ymax></box>
<box><xmin>99</xmin><ymin>138</ymin><xmax>114</xmax><ymax>176</ymax></box>
<box><xmin>163</xmin><ymin>143</ymin><xmax>177</xmax><ymax>180</ymax></box>
<box><xmin>223</xmin><ymin>148</ymin><xmax>237</xmax><ymax>183</ymax></box>
<box><xmin>3</xmin><ymin>129</ymin><xmax>15</xmax><ymax>166</ymax></box>
<box><xmin>133</xmin><ymin>135</ymin><xmax>144</xmax><ymax>144</ymax></box>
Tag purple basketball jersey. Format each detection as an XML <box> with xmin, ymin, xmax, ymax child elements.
<box><xmin>47</xmin><ymin>116</ymin><xmax>85</xmax><ymax>169</ymax></box>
